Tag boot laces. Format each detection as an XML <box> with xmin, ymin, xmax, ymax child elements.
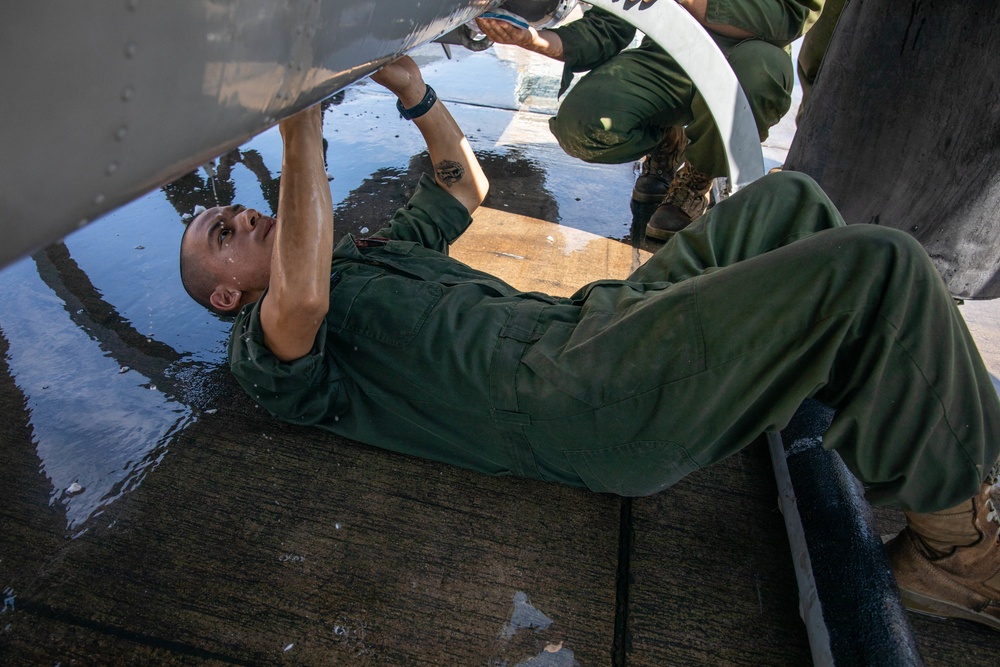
<box><xmin>664</xmin><ymin>164</ymin><xmax>712</xmax><ymax>211</ymax></box>
<box><xmin>985</xmin><ymin>461</ymin><xmax>1000</xmax><ymax>532</ymax></box>
<box><xmin>642</xmin><ymin>127</ymin><xmax>686</xmax><ymax>178</ymax></box>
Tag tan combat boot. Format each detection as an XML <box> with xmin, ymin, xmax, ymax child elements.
<box><xmin>632</xmin><ymin>125</ymin><xmax>688</xmax><ymax>204</ymax></box>
<box><xmin>644</xmin><ymin>162</ymin><xmax>713</xmax><ymax>241</ymax></box>
<box><xmin>885</xmin><ymin>482</ymin><xmax>1000</xmax><ymax>630</ymax></box>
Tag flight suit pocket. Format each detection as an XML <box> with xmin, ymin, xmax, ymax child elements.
<box><xmin>521</xmin><ymin>280</ymin><xmax>704</xmax><ymax>408</ymax></box>
<box><xmin>564</xmin><ymin>440</ymin><xmax>699</xmax><ymax>496</ymax></box>
<box><xmin>329</xmin><ymin>271</ymin><xmax>442</xmax><ymax>347</ymax></box>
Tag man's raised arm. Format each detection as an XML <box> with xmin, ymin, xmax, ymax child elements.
<box><xmin>260</xmin><ymin>104</ymin><xmax>334</xmax><ymax>363</ymax></box>
<box><xmin>260</xmin><ymin>56</ymin><xmax>488</xmax><ymax>363</ymax></box>
<box><xmin>371</xmin><ymin>56</ymin><xmax>488</xmax><ymax>215</ymax></box>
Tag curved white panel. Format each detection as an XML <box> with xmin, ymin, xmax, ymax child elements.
<box><xmin>586</xmin><ymin>0</ymin><xmax>765</xmax><ymax>191</ymax></box>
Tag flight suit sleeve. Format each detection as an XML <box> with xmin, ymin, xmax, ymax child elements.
<box><xmin>550</xmin><ymin>7</ymin><xmax>638</xmax><ymax>73</ymax></box>
<box><xmin>228</xmin><ymin>294</ymin><xmax>350</xmax><ymax>425</ymax></box>
<box><xmin>549</xmin><ymin>8</ymin><xmax>638</xmax><ymax>96</ymax></box>
<box><xmin>371</xmin><ymin>173</ymin><xmax>474</xmax><ymax>253</ymax></box>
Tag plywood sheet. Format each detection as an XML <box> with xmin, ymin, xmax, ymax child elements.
<box><xmin>453</xmin><ymin>207</ymin><xmax>652</xmax><ymax>297</ymax></box>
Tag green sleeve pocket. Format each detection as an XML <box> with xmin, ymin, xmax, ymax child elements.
<box><xmin>564</xmin><ymin>440</ymin><xmax>699</xmax><ymax>496</ymax></box>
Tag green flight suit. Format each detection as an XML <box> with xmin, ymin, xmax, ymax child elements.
<box><xmin>548</xmin><ymin>0</ymin><xmax>821</xmax><ymax>178</ymax></box>
<box><xmin>229</xmin><ymin>171</ymin><xmax>1000</xmax><ymax>514</ymax></box>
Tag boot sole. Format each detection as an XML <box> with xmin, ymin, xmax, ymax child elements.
<box><xmin>631</xmin><ymin>189</ymin><xmax>668</xmax><ymax>204</ymax></box>
<box><xmin>644</xmin><ymin>224</ymin><xmax>677</xmax><ymax>242</ymax></box>
<box><xmin>898</xmin><ymin>587</ymin><xmax>1000</xmax><ymax>631</ymax></box>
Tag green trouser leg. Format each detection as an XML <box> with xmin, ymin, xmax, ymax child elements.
<box><xmin>796</xmin><ymin>0</ymin><xmax>848</xmax><ymax>124</ymax></box>
<box><xmin>658</xmin><ymin>172</ymin><xmax>1000</xmax><ymax>511</ymax></box>
<box><xmin>548</xmin><ymin>43</ymin><xmax>693</xmax><ymax>166</ymax></box>
<box><xmin>548</xmin><ymin>37</ymin><xmax>793</xmax><ymax>179</ymax></box>
<box><xmin>686</xmin><ymin>37</ymin><xmax>794</xmax><ymax>177</ymax></box>
<box><xmin>627</xmin><ymin>171</ymin><xmax>839</xmax><ymax>282</ymax></box>
<box><xmin>525</xmin><ymin>173</ymin><xmax>1000</xmax><ymax>512</ymax></box>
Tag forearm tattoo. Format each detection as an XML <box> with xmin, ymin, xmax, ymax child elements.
<box><xmin>435</xmin><ymin>160</ymin><xmax>465</xmax><ymax>188</ymax></box>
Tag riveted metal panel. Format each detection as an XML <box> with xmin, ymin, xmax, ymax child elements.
<box><xmin>0</xmin><ymin>0</ymin><xmax>499</xmax><ymax>269</ymax></box>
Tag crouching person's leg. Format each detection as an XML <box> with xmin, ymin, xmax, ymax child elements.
<box><xmin>548</xmin><ymin>48</ymin><xmax>691</xmax><ymax>165</ymax></box>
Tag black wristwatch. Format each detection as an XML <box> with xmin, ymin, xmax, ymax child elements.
<box><xmin>396</xmin><ymin>84</ymin><xmax>438</xmax><ymax>120</ymax></box>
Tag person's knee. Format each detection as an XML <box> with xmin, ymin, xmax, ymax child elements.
<box><xmin>837</xmin><ymin>225</ymin><xmax>936</xmax><ymax>280</ymax></box>
<box><xmin>752</xmin><ymin>170</ymin><xmax>827</xmax><ymax>207</ymax></box>
<box><xmin>844</xmin><ymin>224</ymin><xmax>922</xmax><ymax>252</ymax></box>
<box><xmin>764</xmin><ymin>169</ymin><xmax>817</xmax><ymax>190</ymax></box>
<box><xmin>549</xmin><ymin>106</ymin><xmax>629</xmax><ymax>163</ymax></box>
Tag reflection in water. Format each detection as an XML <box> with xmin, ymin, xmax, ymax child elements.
<box><xmin>163</xmin><ymin>94</ymin><xmax>343</xmax><ymax>219</ymax></box>
<box><xmin>330</xmin><ymin>148</ymin><xmax>561</xmax><ymax>243</ymax></box>
<box><xmin>0</xmin><ymin>257</ymin><xmax>192</xmax><ymax>533</ymax></box>
<box><xmin>163</xmin><ymin>148</ymin><xmax>277</xmax><ymax>218</ymax></box>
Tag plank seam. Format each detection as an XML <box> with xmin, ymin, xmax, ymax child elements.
<box><xmin>612</xmin><ymin>496</ymin><xmax>634</xmax><ymax>667</ymax></box>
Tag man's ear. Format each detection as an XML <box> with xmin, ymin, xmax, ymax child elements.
<box><xmin>210</xmin><ymin>286</ymin><xmax>242</xmax><ymax>313</ymax></box>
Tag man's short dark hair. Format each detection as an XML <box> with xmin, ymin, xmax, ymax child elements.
<box><xmin>179</xmin><ymin>221</ymin><xmax>224</xmax><ymax>314</ymax></box>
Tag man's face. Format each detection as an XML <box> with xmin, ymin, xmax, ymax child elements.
<box><xmin>182</xmin><ymin>204</ymin><xmax>277</xmax><ymax>312</ymax></box>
